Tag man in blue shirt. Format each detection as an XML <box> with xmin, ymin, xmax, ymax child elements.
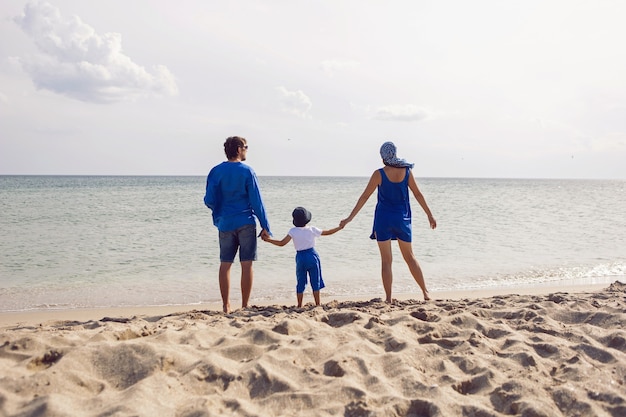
<box><xmin>204</xmin><ymin>136</ymin><xmax>271</xmax><ymax>313</ymax></box>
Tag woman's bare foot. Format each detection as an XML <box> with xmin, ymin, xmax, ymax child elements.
<box><xmin>423</xmin><ymin>291</ymin><xmax>431</xmax><ymax>301</ymax></box>
<box><xmin>223</xmin><ymin>303</ymin><xmax>231</xmax><ymax>313</ymax></box>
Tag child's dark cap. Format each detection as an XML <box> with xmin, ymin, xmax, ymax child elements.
<box><xmin>292</xmin><ymin>207</ymin><xmax>311</xmax><ymax>227</ymax></box>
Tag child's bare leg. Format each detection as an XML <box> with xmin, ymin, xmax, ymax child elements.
<box><xmin>297</xmin><ymin>292</ymin><xmax>304</xmax><ymax>308</ymax></box>
<box><xmin>313</xmin><ymin>290</ymin><xmax>321</xmax><ymax>305</ymax></box>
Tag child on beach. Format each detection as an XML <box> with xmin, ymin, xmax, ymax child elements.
<box><xmin>262</xmin><ymin>207</ymin><xmax>343</xmax><ymax>307</ymax></box>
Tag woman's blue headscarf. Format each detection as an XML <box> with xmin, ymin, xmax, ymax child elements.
<box><xmin>380</xmin><ymin>141</ymin><xmax>414</xmax><ymax>169</ymax></box>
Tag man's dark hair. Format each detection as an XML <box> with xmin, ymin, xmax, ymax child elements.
<box><xmin>224</xmin><ymin>136</ymin><xmax>247</xmax><ymax>160</ymax></box>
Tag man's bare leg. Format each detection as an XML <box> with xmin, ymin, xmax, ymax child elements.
<box><xmin>240</xmin><ymin>260</ymin><xmax>253</xmax><ymax>309</ymax></box>
<box><xmin>219</xmin><ymin>262</ymin><xmax>232</xmax><ymax>313</ymax></box>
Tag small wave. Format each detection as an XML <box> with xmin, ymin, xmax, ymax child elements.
<box><xmin>434</xmin><ymin>262</ymin><xmax>626</xmax><ymax>292</ymax></box>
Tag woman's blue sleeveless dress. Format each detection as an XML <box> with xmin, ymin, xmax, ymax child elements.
<box><xmin>370</xmin><ymin>167</ymin><xmax>412</xmax><ymax>242</ymax></box>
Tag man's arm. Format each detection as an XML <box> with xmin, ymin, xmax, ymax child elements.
<box><xmin>204</xmin><ymin>175</ymin><xmax>216</xmax><ymax>209</ymax></box>
<box><xmin>247</xmin><ymin>172</ymin><xmax>272</xmax><ymax>235</ymax></box>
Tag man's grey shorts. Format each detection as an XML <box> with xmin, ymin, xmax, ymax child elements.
<box><xmin>219</xmin><ymin>224</ymin><xmax>257</xmax><ymax>262</ymax></box>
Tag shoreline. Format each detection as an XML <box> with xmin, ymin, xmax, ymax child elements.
<box><xmin>0</xmin><ymin>281</ymin><xmax>614</xmax><ymax>328</ymax></box>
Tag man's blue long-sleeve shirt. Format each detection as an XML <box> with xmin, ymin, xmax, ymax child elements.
<box><xmin>204</xmin><ymin>161</ymin><xmax>271</xmax><ymax>234</ymax></box>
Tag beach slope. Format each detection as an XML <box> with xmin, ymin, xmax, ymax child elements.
<box><xmin>1</xmin><ymin>282</ymin><xmax>625</xmax><ymax>416</ymax></box>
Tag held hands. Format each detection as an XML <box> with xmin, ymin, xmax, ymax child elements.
<box><xmin>259</xmin><ymin>229</ymin><xmax>270</xmax><ymax>241</ymax></box>
<box><xmin>333</xmin><ymin>222</ymin><xmax>346</xmax><ymax>233</ymax></box>
<box><xmin>339</xmin><ymin>218</ymin><xmax>351</xmax><ymax>228</ymax></box>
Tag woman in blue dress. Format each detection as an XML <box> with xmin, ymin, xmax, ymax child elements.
<box><xmin>340</xmin><ymin>142</ymin><xmax>437</xmax><ymax>302</ymax></box>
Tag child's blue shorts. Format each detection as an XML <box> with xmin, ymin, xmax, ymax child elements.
<box><xmin>295</xmin><ymin>248</ymin><xmax>325</xmax><ymax>294</ymax></box>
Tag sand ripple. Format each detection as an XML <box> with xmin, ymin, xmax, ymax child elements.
<box><xmin>1</xmin><ymin>282</ymin><xmax>625</xmax><ymax>416</ymax></box>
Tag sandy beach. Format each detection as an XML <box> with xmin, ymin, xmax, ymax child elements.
<box><xmin>1</xmin><ymin>282</ymin><xmax>625</xmax><ymax>416</ymax></box>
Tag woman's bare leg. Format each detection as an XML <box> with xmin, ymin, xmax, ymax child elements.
<box><xmin>398</xmin><ymin>240</ymin><xmax>430</xmax><ymax>300</ymax></box>
<box><xmin>377</xmin><ymin>240</ymin><xmax>394</xmax><ymax>302</ymax></box>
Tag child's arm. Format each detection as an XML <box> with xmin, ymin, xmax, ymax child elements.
<box><xmin>321</xmin><ymin>224</ymin><xmax>344</xmax><ymax>236</ymax></box>
<box><xmin>263</xmin><ymin>234</ymin><xmax>292</xmax><ymax>247</ymax></box>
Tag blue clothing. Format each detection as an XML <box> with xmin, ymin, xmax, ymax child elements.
<box><xmin>371</xmin><ymin>167</ymin><xmax>412</xmax><ymax>242</ymax></box>
<box><xmin>295</xmin><ymin>248</ymin><xmax>325</xmax><ymax>293</ymax></box>
<box><xmin>204</xmin><ymin>161</ymin><xmax>271</xmax><ymax>234</ymax></box>
<box><xmin>219</xmin><ymin>224</ymin><xmax>257</xmax><ymax>262</ymax></box>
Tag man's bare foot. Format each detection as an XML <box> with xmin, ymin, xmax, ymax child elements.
<box><xmin>223</xmin><ymin>303</ymin><xmax>231</xmax><ymax>313</ymax></box>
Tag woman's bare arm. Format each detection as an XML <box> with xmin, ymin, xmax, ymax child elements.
<box><xmin>340</xmin><ymin>170</ymin><xmax>381</xmax><ymax>228</ymax></box>
<box><xmin>408</xmin><ymin>172</ymin><xmax>437</xmax><ymax>229</ymax></box>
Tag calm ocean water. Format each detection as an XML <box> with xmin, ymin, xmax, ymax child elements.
<box><xmin>1</xmin><ymin>175</ymin><xmax>624</xmax><ymax>312</ymax></box>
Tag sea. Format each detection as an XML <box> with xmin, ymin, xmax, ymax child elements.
<box><xmin>1</xmin><ymin>175</ymin><xmax>624</xmax><ymax>312</ymax></box>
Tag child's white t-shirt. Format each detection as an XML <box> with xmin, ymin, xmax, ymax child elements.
<box><xmin>288</xmin><ymin>226</ymin><xmax>322</xmax><ymax>251</ymax></box>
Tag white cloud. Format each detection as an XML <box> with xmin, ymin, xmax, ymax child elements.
<box><xmin>591</xmin><ymin>132</ymin><xmax>626</xmax><ymax>152</ymax></box>
<box><xmin>373</xmin><ymin>104</ymin><xmax>430</xmax><ymax>122</ymax></box>
<box><xmin>319</xmin><ymin>59</ymin><xmax>360</xmax><ymax>77</ymax></box>
<box><xmin>1</xmin><ymin>1</ymin><xmax>624</xmax><ymax>178</ymax></box>
<box><xmin>12</xmin><ymin>1</ymin><xmax>178</xmax><ymax>103</ymax></box>
<box><xmin>276</xmin><ymin>86</ymin><xmax>312</xmax><ymax>119</ymax></box>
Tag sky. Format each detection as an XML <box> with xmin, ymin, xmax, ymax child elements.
<box><xmin>1</xmin><ymin>0</ymin><xmax>625</xmax><ymax>179</ymax></box>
